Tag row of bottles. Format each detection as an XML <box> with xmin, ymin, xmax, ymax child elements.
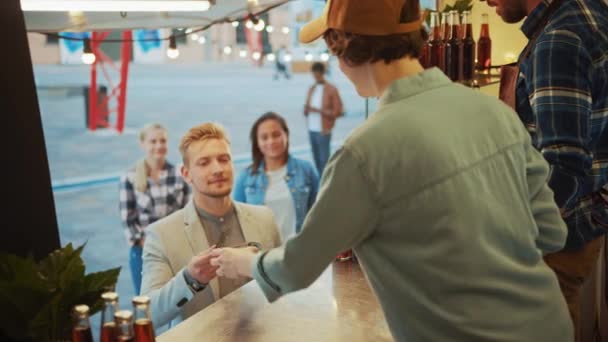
<box><xmin>420</xmin><ymin>11</ymin><xmax>492</xmax><ymax>83</ymax></box>
<box><xmin>72</xmin><ymin>293</ymin><xmax>156</xmax><ymax>342</ymax></box>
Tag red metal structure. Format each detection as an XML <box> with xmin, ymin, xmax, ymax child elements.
<box><xmin>88</xmin><ymin>30</ymin><xmax>132</xmax><ymax>133</ymax></box>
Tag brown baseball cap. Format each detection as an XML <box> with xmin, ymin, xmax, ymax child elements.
<box><xmin>299</xmin><ymin>0</ymin><xmax>424</xmax><ymax>44</ymax></box>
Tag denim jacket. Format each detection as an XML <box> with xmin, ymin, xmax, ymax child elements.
<box><xmin>233</xmin><ymin>155</ymin><xmax>319</xmax><ymax>233</ymax></box>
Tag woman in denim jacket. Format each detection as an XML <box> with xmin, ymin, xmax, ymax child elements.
<box><xmin>234</xmin><ymin>112</ymin><xmax>319</xmax><ymax>241</ymax></box>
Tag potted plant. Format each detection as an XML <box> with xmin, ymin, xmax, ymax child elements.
<box><xmin>0</xmin><ymin>243</ymin><xmax>120</xmax><ymax>342</ymax></box>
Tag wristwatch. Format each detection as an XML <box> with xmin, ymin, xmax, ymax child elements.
<box><xmin>183</xmin><ymin>269</ymin><xmax>207</xmax><ymax>293</ymax></box>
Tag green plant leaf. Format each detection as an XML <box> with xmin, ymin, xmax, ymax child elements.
<box><xmin>38</xmin><ymin>243</ymin><xmax>86</xmax><ymax>291</ymax></box>
<box><xmin>0</xmin><ymin>253</ymin><xmax>52</xmax><ymax>340</ymax></box>
<box><xmin>441</xmin><ymin>0</ymin><xmax>473</xmax><ymax>14</ymax></box>
<box><xmin>0</xmin><ymin>243</ymin><xmax>120</xmax><ymax>342</ymax></box>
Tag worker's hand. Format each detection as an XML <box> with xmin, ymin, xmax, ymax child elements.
<box><xmin>209</xmin><ymin>247</ymin><xmax>258</xmax><ymax>279</ymax></box>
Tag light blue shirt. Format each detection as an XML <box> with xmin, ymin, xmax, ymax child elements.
<box><xmin>252</xmin><ymin>69</ymin><xmax>573</xmax><ymax>341</ymax></box>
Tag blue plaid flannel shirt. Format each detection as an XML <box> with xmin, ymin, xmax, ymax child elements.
<box><xmin>516</xmin><ymin>0</ymin><xmax>608</xmax><ymax>250</ymax></box>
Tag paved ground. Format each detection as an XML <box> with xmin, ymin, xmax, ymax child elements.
<box><xmin>34</xmin><ymin>61</ymin><xmax>376</xmax><ymax>335</ymax></box>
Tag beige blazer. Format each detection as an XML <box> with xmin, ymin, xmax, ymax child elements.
<box><xmin>141</xmin><ymin>200</ymin><xmax>281</xmax><ymax>328</ymax></box>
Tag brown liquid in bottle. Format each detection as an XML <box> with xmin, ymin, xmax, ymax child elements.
<box><xmin>427</xmin><ymin>12</ymin><xmax>445</xmax><ymax>72</ymax></box>
<box><xmin>419</xmin><ymin>42</ymin><xmax>429</xmax><ymax>69</ymax></box>
<box><xmin>461</xmin><ymin>11</ymin><xmax>476</xmax><ymax>81</ymax></box>
<box><xmin>72</xmin><ymin>326</ymin><xmax>93</xmax><ymax>342</ymax></box>
<box><xmin>477</xmin><ymin>14</ymin><xmax>492</xmax><ymax>70</ymax></box>
<box><xmin>100</xmin><ymin>322</ymin><xmax>117</xmax><ymax>342</ymax></box>
<box><xmin>445</xmin><ymin>11</ymin><xmax>463</xmax><ymax>81</ymax></box>
<box><xmin>134</xmin><ymin>319</ymin><xmax>156</xmax><ymax>342</ymax></box>
<box><xmin>441</xmin><ymin>12</ymin><xmax>449</xmax><ymax>42</ymax></box>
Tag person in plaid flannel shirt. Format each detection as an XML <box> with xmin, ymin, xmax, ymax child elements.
<box><xmin>487</xmin><ymin>0</ymin><xmax>608</xmax><ymax>339</ymax></box>
<box><xmin>120</xmin><ymin>123</ymin><xmax>190</xmax><ymax>294</ymax></box>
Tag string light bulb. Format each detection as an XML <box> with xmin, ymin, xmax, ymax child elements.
<box><xmin>81</xmin><ymin>38</ymin><xmax>95</xmax><ymax>64</ymax></box>
<box><xmin>304</xmin><ymin>51</ymin><xmax>313</xmax><ymax>62</ymax></box>
<box><xmin>223</xmin><ymin>45</ymin><xmax>233</xmax><ymax>55</ymax></box>
<box><xmin>245</xmin><ymin>20</ymin><xmax>254</xmax><ymax>29</ymax></box>
<box><xmin>198</xmin><ymin>36</ymin><xmax>206</xmax><ymax>44</ymax></box>
<box><xmin>320</xmin><ymin>52</ymin><xmax>330</xmax><ymax>62</ymax></box>
<box><xmin>231</xmin><ymin>21</ymin><xmax>239</xmax><ymax>27</ymax></box>
<box><xmin>252</xmin><ymin>51</ymin><xmax>261</xmax><ymax>60</ymax></box>
<box><xmin>253</xmin><ymin>19</ymin><xmax>265</xmax><ymax>32</ymax></box>
<box><xmin>265</xmin><ymin>25</ymin><xmax>274</xmax><ymax>33</ymax></box>
<box><xmin>167</xmin><ymin>36</ymin><xmax>179</xmax><ymax>59</ymax></box>
<box><xmin>281</xmin><ymin>26</ymin><xmax>290</xmax><ymax>34</ymax></box>
<box><xmin>266</xmin><ymin>53</ymin><xmax>276</xmax><ymax>61</ymax></box>
<box><xmin>239</xmin><ymin>49</ymin><xmax>248</xmax><ymax>58</ymax></box>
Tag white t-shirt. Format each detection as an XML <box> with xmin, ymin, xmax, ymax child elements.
<box><xmin>307</xmin><ymin>84</ymin><xmax>324</xmax><ymax>132</ymax></box>
<box><xmin>264</xmin><ymin>166</ymin><xmax>297</xmax><ymax>241</ymax></box>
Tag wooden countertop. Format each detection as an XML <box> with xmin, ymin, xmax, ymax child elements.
<box><xmin>157</xmin><ymin>261</ymin><xmax>393</xmax><ymax>342</ymax></box>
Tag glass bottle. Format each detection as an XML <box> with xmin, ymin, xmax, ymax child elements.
<box><xmin>476</xmin><ymin>13</ymin><xmax>492</xmax><ymax>71</ymax></box>
<box><xmin>115</xmin><ymin>310</ymin><xmax>135</xmax><ymax>342</ymax></box>
<box><xmin>72</xmin><ymin>305</ymin><xmax>93</xmax><ymax>342</ymax></box>
<box><xmin>100</xmin><ymin>292</ymin><xmax>119</xmax><ymax>342</ymax></box>
<box><xmin>132</xmin><ymin>296</ymin><xmax>156</xmax><ymax>342</ymax></box>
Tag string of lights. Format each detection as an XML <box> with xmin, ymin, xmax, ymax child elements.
<box><xmin>36</xmin><ymin>1</ymin><xmax>334</xmax><ymax>64</ymax></box>
<box><xmin>42</xmin><ymin>1</ymin><xmax>286</xmax><ymax>43</ymax></box>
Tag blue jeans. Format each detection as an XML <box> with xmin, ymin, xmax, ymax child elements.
<box><xmin>130</xmin><ymin>245</ymin><xmax>143</xmax><ymax>295</ymax></box>
<box><xmin>309</xmin><ymin>131</ymin><xmax>331</xmax><ymax>175</ymax></box>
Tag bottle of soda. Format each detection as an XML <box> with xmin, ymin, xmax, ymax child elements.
<box><xmin>441</xmin><ymin>11</ymin><xmax>450</xmax><ymax>42</ymax></box>
<box><xmin>450</xmin><ymin>11</ymin><xmax>461</xmax><ymax>41</ymax></box>
<box><xmin>419</xmin><ymin>40</ymin><xmax>429</xmax><ymax>69</ymax></box>
<box><xmin>100</xmin><ymin>292</ymin><xmax>119</xmax><ymax>342</ymax></box>
<box><xmin>445</xmin><ymin>10</ymin><xmax>463</xmax><ymax>81</ymax></box>
<box><xmin>477</xmin><ymin>13</ymin><xmax>492</xmax><ymax>71</ymax></box>
<box><xmin>132</xmin><ymin>296</ymin><xmax>156</xmax><ymax>342</ymax></box>
<box><xmin>72</xmin><ymin>305</ymin><xmax>93</xmax><ymax>342</ymax></box>
<box><xmin>427</xmin><ymin>12</ymin><xmax>445</xmax><ymax>72</ymax></box>
<box><xmin>461</xmin><ymin>11</ymin><xmax>476</xmax><ymax>82</ymax></box>
<box><xmin>115</xmin><ymin>310</ymin><xmax>135</xmax><ymax>342</ymax></box>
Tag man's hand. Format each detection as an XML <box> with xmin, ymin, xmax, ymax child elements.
<box><xmin>187</xmin><ymin>246</ymin><xmax>219</xmax><ymax>284</ymax></box>
<box><xmin>209</xmin><ymin>247</ymin><xmax>258</xmax><ymax>279</ymax></box>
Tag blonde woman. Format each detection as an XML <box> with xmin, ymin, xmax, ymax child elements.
<box><xmin>119</xmin><ymin>123</ymin><xmax>190</xmax><ymax>294</ymax></box>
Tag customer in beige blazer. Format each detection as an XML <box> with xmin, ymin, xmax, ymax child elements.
<box><xmin>141</xmin><ymin>123</ymin><xmax>281</xmax><ymax>329</ymax></box>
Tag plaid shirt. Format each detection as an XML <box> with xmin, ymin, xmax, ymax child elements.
<box><xmin>119</xmin><ymin>161</ymin><xmax>190</xmax><ymax>244</ymax></box>
<box><xmin>516</xmin><ymin>0</ymin><xmax>608</xmax><ymax>250</ymax></box>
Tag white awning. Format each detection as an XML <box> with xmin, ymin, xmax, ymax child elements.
<box><xmin>23</xmin><ymin>0</ymin><xmax>289</xmax><ymax>32</ymax></box>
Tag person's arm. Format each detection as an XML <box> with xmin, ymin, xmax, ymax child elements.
<box><xmin>119</xmin><ymin>174</ymin><xmax>143</xmax><ymax>244</ymax></box>
<box><xmin>252</xmin><ymin>147</ymin><xmax>378</xmax><ymax>301</ymax></box>
<box><xmin>232</xmin><ymin>168</ymin><xmax>248</xmax><ymax>202</ymax></box>
<box><xmin>527</xmin><ymin>30</ymin><xmax>593</xmax><ymax>212</ymax></box>
<box><xmin>524</xmin><ymin>140</ymin><xmax>568</xmax><ymax>254</ymax></box>
<box><xmin>304</xmin><ymin>86</ymin><xmax>313</xmax><ymax>116</ymax></box>
<box><xmin>141</xmin><ymin>229</ymin><xmax>216</xmax><ymax>327</ymax></box>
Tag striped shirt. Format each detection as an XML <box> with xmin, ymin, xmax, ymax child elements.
<box><xmin>516</xmin><ymin>0</ymin><xmax>608</xmax><ymax>250</ymax></box>
<box><xmin>119</xmin><ymin>162</ymin><xmax>190</xmax><ymax>244</ymax></box>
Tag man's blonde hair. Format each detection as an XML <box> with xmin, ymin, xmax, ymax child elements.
<box><xmin>179</xmin><ymin>122</ymin><xmax>230</xmax><ymax>165</ymax></box>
